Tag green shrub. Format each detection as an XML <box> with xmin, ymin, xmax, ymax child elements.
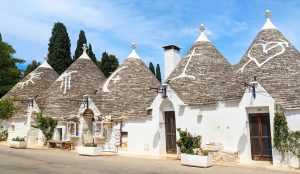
<box><xmin>31</xmin><ymin>112</ymin><xmax>57</xmax><ymax>145</ymax></box>
<box><xmin>274</xmin><ymin>111</ymin><xmax>300</xmax><ymax>160</ymax></box>
<box><xmin>0</xmin><ymin>126</ymin><xmax>8</xmax><ymax>141</ymax></box>
<box><xmin>12</xmin><ymin>136</ymin><xmax>25</xmax><ymax>141</ymax></box>
<box><xmin>83</xmin><ymin>143</ymin><xmax>97</xmax><ymax>147</ymax></box>
<box><xmin>176</xmin><ymin>128</ymin><xmax>201</xmax><ymax>155</ymax></box>
<box><xmin>0</xmin><ymin>98</ymin><xmax>15</xmax><ymax>120</ymax></box>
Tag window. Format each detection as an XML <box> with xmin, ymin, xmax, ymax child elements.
<box><xmin>67</xmin><ymin>121</ymin><xmax>79</xmax><ymax>136</ymax></box>
<box><xmin>93</xmin><ymin>121</ymin><xmax>107</xmax><ymax>138</ymax></box>
<box><xmin>93</xmin><ymin>121</ymin><xmax>102</xmax><ymax>136</ymax></box>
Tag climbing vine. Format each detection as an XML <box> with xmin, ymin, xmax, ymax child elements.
<box><xmin>274</xmin><ymin>111</ymin><xmax>300</xmax><ymax>160</ymax></box>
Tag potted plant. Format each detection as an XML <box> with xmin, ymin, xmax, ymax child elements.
<box><xmin>177</xmin><ymin>128</ymin><xmax>212</xmax><ymax>168</ymax></box>
<box><xmin>9</xmin><ymin>136</ymin><xmax>27</xmax><ymax>149</ymax></box>
<box><xmin>77</xmin><ymin>143</ymin><xmax>102</xmax><ymax>156</ymax></box>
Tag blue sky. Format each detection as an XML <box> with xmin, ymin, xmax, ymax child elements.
<box><xmin>1</xmin><ymin>0</ymin><xmax>300</xmax><ymax>79</ymax></box>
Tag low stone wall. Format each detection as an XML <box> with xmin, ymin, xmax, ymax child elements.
<box><xmin>203</xmin><ymin>142</ymin><xmax>240</xmax><ymax>164</ymax></box>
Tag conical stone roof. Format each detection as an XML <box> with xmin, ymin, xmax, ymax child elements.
<box><xmin>168</xmin><ymin>25</ymin><xmax>244</xmax><ymax>108</ymax></box>
<box><xmin>95</xmin><ymin>43</ymin><xmax>160</xmax><ymax>119</ymax></box>
<box><xmin>40</xmin><ymin>44</ymin><xmax>106</xmax><ymax>118</ymax></box>
<box><xmin>2</xmin><ymin>57</ymin><xmax>59</xmax><ymax>100</ymax></box>
<box><xmin>2</xmin><ymin>57</ymin><xmax>59</xmax><ymax>118</ymax></box>
<box><xmin>235</xmin><ymin>10</ymin><xmax>300</xmax><ymax>109</ymax></box>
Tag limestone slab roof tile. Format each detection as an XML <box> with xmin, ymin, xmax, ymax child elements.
<box><xmin>94</xmin><ymin>43</ymin><xmax>160</xmax><ymax>119</ymax></box>
<box><xmin>235</xmin><ymin>10</ymin><xmax>300</xmax><ymax>109</ymax></box>
<box><xmin>167</xmin><ymin>25</ymin><xmax>244</xmax><ymax>108</ymax></box>
<box><xmin>40</xmin><ymin>45</ymin><xmax>106</xmax><ymax>118</ymax></box>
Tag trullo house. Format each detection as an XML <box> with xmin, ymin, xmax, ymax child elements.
<box><xmin>2</xmin><ymin>57</ymin><xmax>59</xmax><ymax>144</ymax></box>
<box><xmin>82</xmin><ymin>43</ymin><xmax>161</xmax><ymax>152</ymax></box>
<box><xmin>40</xmin><ymin>44</ymin><xmax>106</xmax><ymax>146</ymax></box>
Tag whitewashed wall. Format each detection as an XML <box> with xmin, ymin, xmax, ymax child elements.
<box><xmin>8</xmin><ymin>100</ymin><xmax>44</xmax><ymax>145</ymax></box>
<box><xmin>118</xmin><ymin>82</ymin><xmax>299</xmax><ymax>168</ymax></box>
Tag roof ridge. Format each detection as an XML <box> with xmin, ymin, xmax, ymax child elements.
<box><xmin>78</xmin><ymin>44</ymin><xmax>91</xmax><ymax>60</ymax></box>
<box><xmin>126</xmin><ymin>43</ymin><xmax>141</xmax><ymax>59</ymax></box>
<box><xmin>39</xmin><ymin>55</ymin><xmax>53</xmax><ymax>69</ymax></box>
<box><xmin>261</xmin><ymin>10</ymin><xmax>277</xmax><ymax>30</ymax></box>
<box><xmin>195</xmin><ymin>24</ymin><xmax>210</xmax><ymax>43</ymax></box>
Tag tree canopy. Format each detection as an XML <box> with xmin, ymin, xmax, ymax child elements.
<box><xmin>149</xmin><ymin>62</ymin><xmax>155</xmax><ymax>76</ymax></box>
<box><xmin>47</xmin><ymin>22</ymin><xmax>72</xmax><ymax>74</ymax></box>
<box><xmin>156</xmin><ymin>64</ymin><xmax>162</xmax><ymax>83</ymax></box>
<box><xmin>73</xmin><ymin>30</ymin><xmax>87</xmax><ymax>61</ymax></box>
<box><xmin>98</xmin><ymin>52</ymin><xmax>119</xmax><ymax>77</ymax></box>
<box><xmin>88</xmin><ymin>43</ymin><xmax>97</xmax><ymax>64</ymax></box>
<box><xmin>0</xmin><ymin>34</ymin><xmax>24</xmax><ymax>97</ymax></box>
<box><xmin>24</xmin><ymin>60</ymin><xmax>41</xmax><ymax>76</ymax></box>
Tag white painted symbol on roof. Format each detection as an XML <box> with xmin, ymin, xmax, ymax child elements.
<box><xmin>102</xmin><ymin>66</ymin><xmax>128</xmax><ymax>92</ymax></box>
<box><xmin>237</xmin><ymin>39</ymin><xmax>289</xmax><ymax>73</ymax></box>
<box><xmin>57</xmin><ymin>71</ymin><xmax>77</xmax><ymax>94</ymax></box>
<box><xmin>170</xmin><ymin>47</ymin><xmax>196</xmax><ymax>81</ymax></box>
<box><xmin>15</xmin><ymin>71</ymin><xmax>43</xmax><ymax>89</ymax></box>
<box><xmin>112</xmin><ymin>75</ymin><xmax>121</xmax><ymax>84</ymax></box>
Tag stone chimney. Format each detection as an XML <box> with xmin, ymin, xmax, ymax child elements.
<box><xmin>162</xmin><ymin>45</ymin><xmax>180</xmax><ymax>80</ymax></box>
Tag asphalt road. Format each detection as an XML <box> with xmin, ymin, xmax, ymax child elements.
<box><xmin>0</xmin><ymin>144</ymin><xmax>298</xmax><ymax>174</ymax></box>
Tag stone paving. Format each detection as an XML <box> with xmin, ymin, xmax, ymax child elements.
<box><xmin>0</xmin><ymin>144</ymin><xmax>298</xmax><ymax>174</ymax></box>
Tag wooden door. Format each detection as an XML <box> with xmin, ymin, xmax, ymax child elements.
<box><xmin>165</xmin><ymin>111</ymin><xmax>177</xmax><ymax>154</ymax></box>
<box><xmin>249</xmin><ymin>113</ymin><xmax>272</xmax><ymax>161</ymax></box>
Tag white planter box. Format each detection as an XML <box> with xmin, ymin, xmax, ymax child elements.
<box><xmin>181</xmin><ymin>153</ymin><xmax>212</xmax><ymax>168</ymax></box>
<box><xmin>9</xmin><ymin>141</ymin><xmax>27</xmax><ymax>149</ymax></box>
<box><xmin>77</xmin><ymin>146</ymin><xmax>102</xmax><ymax>156</ymax></box>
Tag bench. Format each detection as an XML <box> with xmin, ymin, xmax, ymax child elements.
<box><xmin>48</xmin><ymin>141</ymin><xmax>74</xmax><ymax>150</ymax></box>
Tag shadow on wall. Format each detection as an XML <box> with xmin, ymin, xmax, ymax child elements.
<box><xmin>197</xmin><ymin>115</ymin><xmax>203</xmax><ymax>123</ymax></box>
<box><xmin>178</xmin><ymin>106</ymin><xmax>185</xmax><ymax>116</ymax></box>
<box><xmin>153</xmin><ymin>131</ymin><xmax>160</xmax><ymax>148</ymax></box>
<box><xmin>237</xmin><ymin>134</ymin><xmax>247</xmax><ymax>154</ymax></box>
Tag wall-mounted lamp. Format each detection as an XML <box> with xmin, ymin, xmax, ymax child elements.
<box><xmin>70</xmin><ymin>95</ymin><xmax>89</xmax><ymax>109</ymax></box>
<box><xmin>15</xmin><ymin>98</ymin><xmax>34</xmax><ymax>107</ymax></box>
<box><xmin>150</xmin><ymin>83</ymin><xmax>168</xmax><ymax>98</ymax></box>
<box><xmin>243</xmin><ymin>76</ymin><xmax>257</xmax><ymax>98</ymax></box>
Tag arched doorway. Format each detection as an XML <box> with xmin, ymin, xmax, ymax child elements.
<box><xmin>160</xmin><ymin>99</ymin><xmax>176</xmax><ymax>154</ymax></box>
<box><xmin>82</xmin><ymin>108</ymin><xmax>94</xmax><ymax>143</ymax></box>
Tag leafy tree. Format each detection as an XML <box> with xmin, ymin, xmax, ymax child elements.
<box><xmin>149</xmin><ymin>62</ymin><xmax>155</xmax><ymax>76</ymax></box>
<box><xmin>156</xmin><ymin>64</ymin><xmax>162</xmax><ymax>83</ymax></box>
<box><xmin>98</xmin><ymin>52</ymin><xmax>119</xmax><ymax>77</ymax></box>
<box><xmin>47</xmin><ymin>22</ymin><xmax>72</xmax><ymax>74</ymax></box>
<box><xmin>31</xmin><ymin>112</ymin><xmax>57</xmax><ymax>145</ymax></box>
<box><xmin>0</xmin><ymin>35</ymin><xmax>25</xmax><ymax>97</ymax></box>
<box><xmin>88</xmin><ymin>43</ymin><xmax>97</xmax><ymax>64</ymax></box>
<box><xmin>0</xmin><ymin>98</ymin><xmax>15</xmax><ymax>120</ymax></box>
<box><xmin>73</xmin><ymin>30</ymin><xmax>87</xmax><ymax>61</ymax></box>
<box><xmin>24</xmin><ymin>60</ymin><xmax>41</xmax><ymax>76</ymax></box>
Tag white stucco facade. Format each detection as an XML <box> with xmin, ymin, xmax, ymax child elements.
<box><xmin>116</xmin><ymin>82</ymin><xmax>299</xmax><ymax>168</ymax></box>
<box><xmin>7</xmin><ymin>100</ymin><xmax>44</xmax><ymax>146</ymax></box>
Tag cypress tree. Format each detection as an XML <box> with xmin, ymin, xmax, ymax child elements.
<box><xmin>0</xmin><ymin>33</ymin><xmax>2</xmax><ymax>42</ymax></box>
<box><xmin>88</xmin><ymin>43</ymin><xmax>97</xmax><ymax>64</ymax></box>
<box><xmin>99</xmin><ymin>51</ymin><xmax>119</xmax><ymax>77</ymax></box>
<box><xmin>156</xmin><ymin>64</ymin><xmax>162</xmax><ymax>83</ymax></box>
<box><xmin>0</xmin><ymin>34</ymin><xmax>25</xmax><ymax>97</ymax></box>
<box><xmin>73</xmin><ymin>30</ymin><xmax>87</xmax><ymax>61</ymax></box>
<box><xmin>24</xmin><ymin>60</ymin><xmax>41</xmax><ymax>76</ymax></box>
<box><xmin>47</xmin><ymin>22</ymin><xmax>72</xmax><ymax>74</ymax></box>
<box><xmin>149</xmin><ymin>62</ymin><xmax>155</xmax><ymax>76</ymax></box>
